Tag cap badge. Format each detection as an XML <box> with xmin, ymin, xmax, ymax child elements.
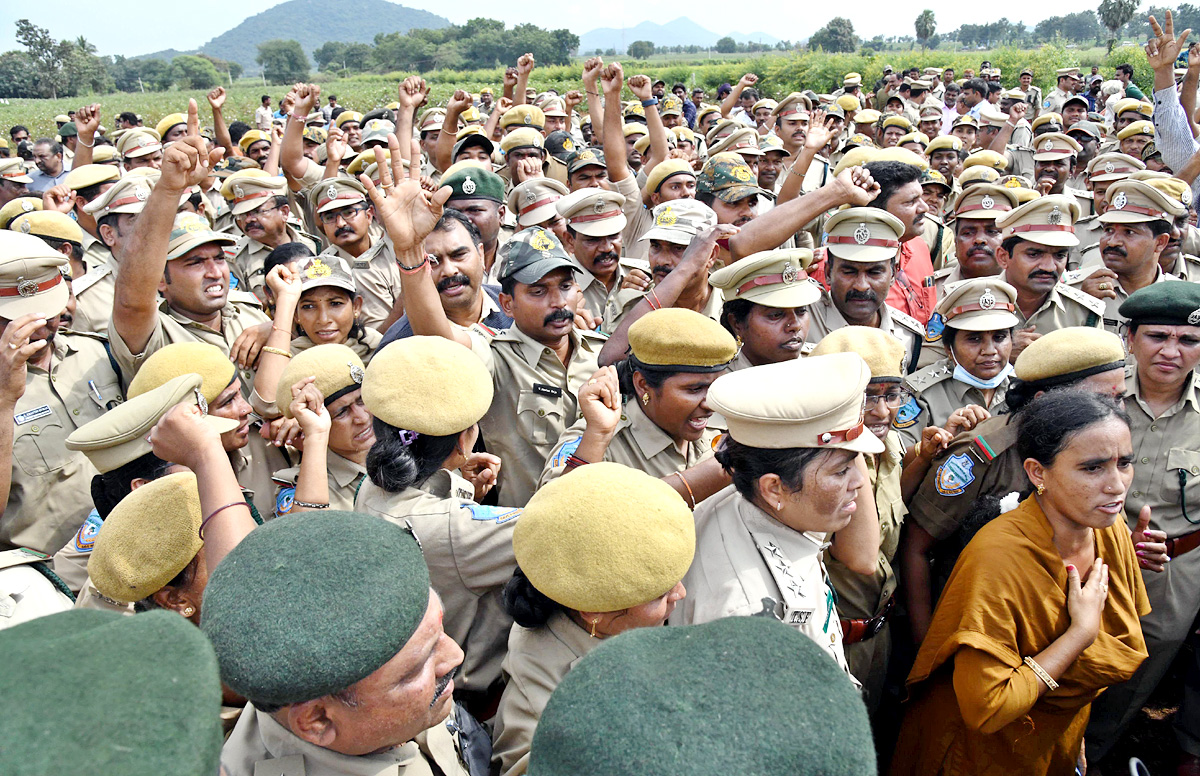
<box><xmin>193</xmin><ymin>388</ymin><xmax>209</xmax><ymax>416</ymax></box>
<box><xmin>1041</xmin><ymin>139</ymin><xmax>1055</xmax><ymax>152</ymax></box>
<box><xmin>1047</xmin><ymin>206</ymin><xmax>1063</xmax><ymax>225</ymax></box>
<box><xmin>1112</xmin><ymin>192</ymin><xmax>1128</xmax><ymax>210</ymax></box>
<box><xmin>980</xmin><ymin>195</ymin><xmax>994</xmax><ymax>210</ymax></box>
<box><xmin>592</xmin><ymin>198</ymin><xmax>606</xmax><ymax>214</ymax></box>
<box><xmin>325</xmin><ymin>185</ymin><xmax>338</xmax><ymax>203</ymax></box>
<box><xmin>1190</xmin><ymin>307</ymin><xmax>1200</xmax><ymax>325</ymax></box>
<box><xmin>1104</xmin><ymin>162</ymin><xmax>1115</xmax><ymax>174</ymax></box>
<box><xmin>20</xmin><ymin>200</ymin><xmax>33</xmax><ymax>212</ymax></box>
<box><xmin>306</xmin><ymin>257</ymin><xmax>333</xmax><ymax>278</ymax></box>
<box><xmin>563</xmin><ymin>138</ymin><xmax>574</xmax><ymax>151</ymax></box>
<box><xmin>15</xmin><ymin>277</ymin><xmax>37</xmax><ymax>297</ymax></box>
<box><xmin>462</xmin><ymin>175</ymin><xmax>476</xmax><ymax>195</ymax></box>
<box><xmin>530</xmin><ymin>230</ymin><xmax>555</xmax><ymax>251</ymax></box>
<box><xmin>979</xmin><ymin>289</ymin><xmax>997</xmax><ymax>310</ymax></box>
<box><xmin>579</xmin><ymin>150</ymin><xmax>595</xmax><ymax>161</ymax></box>
<box><xmin>349</xmin><ymin>363</ymin><xmax>365</xmax><ymax>385</ymax></box>
<box><xmin>18</xmin><ymin>220</ymin><xmax>30</xmax><ymax>234</ymax></box>
<box><xmin>134</xmin><ymin>186</ymin><xmax>149</xmax><ymax>202</ymax></box>
<box><xmin>733</xmin><ymin>166</ymin><xmax>753</xmax><ymax>182</ymax></box>
<box><xmin>781</xmin><ymin>262</ymin><xmax>798</xmax><ymax>284</ymax></box>
<box><xmin>853</xmin><ymin>223</ymin><xmax>871</xmax><ymax>245</ymax></box>
<box><xmin>523</xmin><ymin>113</ymin><xmax>533</xmax><ymax>125</ymax></box>
<box><xmin>233</xmin><ymin>184</ymin><xmax>245</xmax><ymax>199</ymax></box>
<box><xmin>655</xmin><ymin>205</ymin><xmax>677</xmax><ymax>227</ymax></box>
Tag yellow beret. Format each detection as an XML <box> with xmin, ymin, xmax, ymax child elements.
<box><xmin>500</xmin><ymin>127</ymin><xmax>544</xmax><ymax>154</ymax></box>
<box><xmin>958</xmin><ymin>165</ymin><xmax>1001</xmax><ymax>185</ymax></box>
<box><xmin>1136</xmin><ymin>174</ymin><xmax>1193</xmax><ymax>209</ymax></box>
<box><xmin>881</xmin><ymin>115</ymin><xmax>912</xmax><ymax>132</ymax></box>
<box><xmin>0</xmin><ymin>197</ymin><xmax>42</xmax><ymax>230</ymax></box>
<box><xmin>628</xmin><ymin>309</ymin><xmax>737</xmax><ymax>371</ymax></box>
<box><xmin>1031</xmin><ymin>113</ymin><xmax>1064</xmax><ymax>132</ymax></box>
<box><xmin>1114</xmin><ymin>98</ymin><xmax>1153</xmax><ymax>118</ymax></box>
<box><xmin>1013</xmin><ymin>327</ymin><xmax>1125</xmax><ymax>383</ymax></box>
<box><xmin>707</xmin><ymin>353</ymin><xmax>884</xmax><ymax>453</ymax></box>
<box><xmin>128</xmin><ymin>342</ymin><xmax>236</xmax><ymax>404</ymax></box>
<box><xmin>334</xmin><ymin>111</ymin><xmax>363</xmax><ymax>129</ymax></box>
<box><xmin>277</xmin><ymin>344</ymin><xmax>366</xmax><ymax>419</ymax></box>
<box><xmin>962</xmin><ymin>149</ymin><xmax>1008</xmax><ymax>171</ymax></box>
<box><xmin>154</xmin><ymin>113</ymin><xmax>186</xmax><ymax>140</ymax></box>
<box><xmin>64</xmin><ymin>163</ymin><xmax>119</xmax><ymax>192</ymax></box>
<box><xmin>1117</xmin><ymin>121</ymin><xmax>1155</xmax><ymax>141</ymax></box>
<box><xmin>501</xmin><ymin>104</ymin><xmax>545</xmax><ymax>130</ymax></box>
<box><xmin>91</xmin><ymin>145</ymin><xmax>120</xmax><ymax>164</ymax></box>
<box><xmin>65</xmin><ymin>374</ymin><xmax>235</xmax><ymax>473</ymax></box>
<box><xmin>513</xmin><ymin>462</ymin><xmax>694</xmax><ymax>612</ymax></box>
<box><xmin>89</xmin><ymin>472</ymin><xmax>202</xmax><ymax>604</ymax></box>
<box><xmin>853</xmin><ymin>109</ymin><xmax>882</xmax><ymax>125</ymax></box>
<box><xmin>362</xmin><ymin>336</ymin><xmax>492</xmax><ymax>435</ymax></box>
<box><xmin>623</xmin><ymin>123</ymin><xmax>649</xmax><ymax>138</ymax></box>
<box><xmin>898</xmin><ymin>132</ymin><xmax>930</xmax><ymax>148</ymax></box>
<box><xmin>925</xmin><ymin>136</ymin><xmax>963</xmax><ymax>156</ymax></box>
<box><xmin>238</xmin><ymin>129</ymin><xmax>271</xmax><ymax>152</ymax></box>
<box><xmin>644</xmin><ymin>159</ymin><xmax>695</xmax><ymax>196</ymax></box>
<box><xmin>809</xmin><ymin>326</ymin><xmax>905</xmax><ymax>380</ymax></box>
<box><xmin>708</xmin><ymin>249</ymin><xmax>822</xmax><ymax>309</ymax></box>
<box><xmin>836</xmin><ymin>94</ymin><xmax>861</xmax><ymax>112</ymax></box>
<box><xmin>9</xmin><ymin>211</ymin><xmax>81</xmax><ymax>246</ymax></box>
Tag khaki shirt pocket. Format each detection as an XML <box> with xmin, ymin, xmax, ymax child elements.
<box><xmin>14</xmin><ymin>415</ymin><xmax>70</xmax><ymax>477</ymax></box>
<box><xmin>516</xmin><ymin>389</ymin><xmax>565</xmax><ymax>447</ymax></box>
<box><xmin>1167</xmin><ymin>448</ymin><xmax>1200</xmax><ymax>513</ymax></box>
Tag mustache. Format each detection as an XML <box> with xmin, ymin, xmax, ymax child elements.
<box><xmin>593</xmin><ymin>251</ymin><xmax>619</xmax><ymax>263</ymax></box>
<box><xmin>1103</xmin><ymin>246</ymin><xmax>1128</xmax><ymax>258</ymax></box>
<box><xmin>436</xmin><ymin>273</ymin><xmax>472</xmax><ymax>292</ymax></box>
<box><xmin>652</xmin><ymin>264</ymin><xmax>674</xmax><ymax>276</ymax></box>
<box><xmin>1028</xmin><ymin>270</ymin><xmax>1058</xmax><ymax>281</ymax></box>
<box><xmin>967</xmin><ymin>245</ymin><xmax>994</xmax><ymax>257</ymax></box>
<box><xmin>844</xmin><ymin>290</ymin><xmax>878</xmax><ymax>303</ymax></box>
<box><xmin>430</xmin><ymin>666</ymin><xmax>459</xmax><ymax>709</ymax></box>
<box><xmin>335</xmin><ymin>226</ymin><xmax>355</xmax><ymax>238</ymax></box>
<box><xmin>544</xmin><ymin>307</ymin><xmax>575</xmax><ymax>325</ymax></box>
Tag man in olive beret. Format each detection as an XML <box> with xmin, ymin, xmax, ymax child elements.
<box><xmin>442</xmin><ymin>165</ymin><xmax>510</xmax><ymax>282</ymax></box>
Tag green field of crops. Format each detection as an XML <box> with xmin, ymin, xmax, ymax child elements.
<box><xmin>0</xmin><ymin>42</ymin><xmax>1155</xmax><ymax>141</ymax></box>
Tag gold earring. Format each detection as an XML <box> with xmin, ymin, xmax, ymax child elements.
<box><xmin>735</xmin><ymin>334</ymin><xmax>744</xmax><ymax>347</ymax></box>
<box><xmin>183</xmin><ymin>607</ymin><xmax>195</xmax><ymax>617</ymax></box>
<box><xmin>1036</xmin><ymin>484</ymin><xmax>1045</xmax><ymax>496</ymax></box>
<box><xmin>641</xmin><ymin>392</ymin><xmax>650</xmax><ymax>405</ymax></box>
<box><xmin>590</xmin><ymin>619</ymin><xmax>599</xmax><ymax>638</ymax></box>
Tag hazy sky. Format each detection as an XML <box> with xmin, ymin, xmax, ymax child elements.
<box><xmin>0</xmin><ymin>1</ymin><xmax>1148</xmax><ymax>57</ymax></box>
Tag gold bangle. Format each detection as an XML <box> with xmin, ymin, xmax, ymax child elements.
<box><xmin>1023</xmin><ymin>656</ymin><xmax>1059</xmax><ymax>691</ymax></box>
<box><xmin>674</xmin><ymin>471</ymin><xmax>696</xmax><ymax>509</ymax></box>
<box><xmin>261</xmin><ymin>346</ymin><xmax>292</xmax><ymax>358</ymax></box>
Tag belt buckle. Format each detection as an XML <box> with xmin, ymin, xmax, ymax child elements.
<box><xmin>867</xmin><ymin>615</ymin><xmax>887</xmax><ymax>638</ymax></box>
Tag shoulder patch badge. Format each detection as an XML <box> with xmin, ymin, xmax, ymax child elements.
<box><xmin>925</xmin><ymin>312</ymin><xmax>945</xmax><ymax>342</ymax></box>
<box><xmin>275</xmin><ymin>486</ymin><xmax>295</xmax><ymax>517</ymax></box>
<box><xmin>71</xmin><ymin>510</ymin><xmax>103</xmax><ymax>553</ymax></box>
<box><xmin>550</xmin><ymin>436</ymin><xmax>583</xmax><ymax>468</ymax></box>
<box><xmin>467</xmin><ymin>504</ymin><xmax>522</xmax><ymax>524</ymax></box>
<box><xmin>935</xmin><ymin>453</ymin><xmax>975</xmax><ymax>497</ymax></box>
<box><xmin>894</xmin><ymin>395</ymin><xmax>922</xmax><ymax>429</ymax></box>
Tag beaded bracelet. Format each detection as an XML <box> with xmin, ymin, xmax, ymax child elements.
<box><xmin>294</xmin><ymin>500</ymin><xmax>330</xmax><ymax>509</ymax></box>
<box><xmin>398</xmin><ymin>255</ymin><xmax>429</xmax><ymax>274</ymax></box>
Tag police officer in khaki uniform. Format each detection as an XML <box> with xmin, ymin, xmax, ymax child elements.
<box><xmin>901</xmin><ymin>327</ymin><xmax>1128</xmax><ymax>644</ymax></box>
<box><xmin>899</xmin><ymin>279</ymin><xmax>1020</xmax><ymax>449</ymax></box>
<box><xmin>205</xmin><ymin>512</ymin><xmax>475</xmax><ymax>776</ymax></box>
<box><xmin>923</xmin><ymin>183</ymin><xmax>1019</xmax><ymax>300</ymax></box>
<box><xmin>493</xmin><ymin>461</ymin><xmax>694</xmax><ymax>776</ymax></box>
<box><xmin>807</xmin><ymin>207</ymin><xmax>926</xmax><ymax>371</ymax></box>
<box><xmin>1043</xmin><ymin>67</ymin><xmax>1082</xmax><ymax>116</ymax></box>
<box><xmin>62</xmin><ymin>164</ymin><xmax>119</xmax><ymax>329</ymax></box>
<box><xmin>1137</xmin><ymin>173</ymin><xmax>1200</xmax><ymax>282</ymax></box>
<box><xmin>809</xmin><ymin>328</ymin><xmax>909</xmax><ymax>714</ymax></box>
<box><xmin>222</xmin><ymin>169</ymin><xmax>318</xmax><ymax>297</ymax></box>
<box><xmin>354</xmin><ymin>336</ymin><xmax>515</xmax><ymax>708</ymax></box>
<box><xmin>1077</xmin><ymin>152</ymin><xmax>1146</xmax><ymax>261</ymax></box>
<box><xmin>1086</xmin><ymin>283</ymin><xmax>1200</xmax><ymax>762</ymax></box>
<box><xmin>0</xmin><ymin>231</ymin><xmax>123</xmax><ymax>554</ymax></box>
<box><xmin>1064</xmin><ymin>178</ymin><xmax>1183</xmax><ymax>334</ymax></box>
<box><xmin>554</xmin><ymin>188</ymin><xmax>637</xmax><ymax>327</ymax></box>
<box><xmin>540</xmin><ymin>308</ymin><xmax>733</xmax><ymax>485</ymax></box>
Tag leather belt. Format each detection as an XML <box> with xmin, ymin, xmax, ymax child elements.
<box><xmin>840</xmin><ymin>596</ymin><xmax>895</xmax><ymax>645</ymax></box>
<box><xmin>1166</xmin><ymin>529</ymin><xmax>1200</xmax><ymax>559</ymax></box>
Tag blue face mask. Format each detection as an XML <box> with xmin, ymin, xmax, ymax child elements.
<box><xmin>953</xmin><ymin>362</ymin><xmax>1013</xmax><ymax>390</ymax></box>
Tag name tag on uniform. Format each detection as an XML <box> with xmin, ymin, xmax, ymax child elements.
<box><xmin>353</xmin><ymin>260</ymin><xmax>370</xmax><ymax>270</ymax></box>
<box><xmin>14</xmin><ymin>405</ymin><xmax>51</xmax><ymax>425</ymax></box>
<box><xmin>532</xmin><ymin>383</ymin><xmax>562</xmax><ymax>398</ymax></box>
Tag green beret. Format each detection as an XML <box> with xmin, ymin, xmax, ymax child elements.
<box><xmin>89</xmin><ymin>472</ymin><xmax>203</xmax><ymax>604</ymax></box>
<box><xmin>363</xmin><ymin>336</ymin><xmax>492</xmax><ymax>435</ymax></box>
<box><xmin>528</xmin><ymin>617</ymin><xmax>875</xmax><ymax>776</ymax></box>
<box><xmin>128</xmin><ymin>342</ymin><xmax>236</xmax><ymax>404</ymax></box>
<box><xmin>277</xmin><ymin>344</ymin><xmax>365</xmax><ymax>419</ymax></box>
<box><xmin>0</xmin><ymin>609</ymin><xmax>222</xmax><ymax>776</ymax></box>
<box><xmin>628</xmin><ymin>308</ymin><xmax>737</xmax><ymax>371</ymax></box>
<box><xmin>442</xmin><ymin>165</ymin><xmax>504</xmax><ymax>204</ymax></box>
<box><xmin>66</xmin><ymin>373</ymin><xmax>236</xmax><ymax>473</ymax></box>
<box><xmin>1014</xmin><ymin>326</ymin><xmax>1125</xmax><ymax>385</ymax></box>
<box><xmin>514</xmin><ymin>462</ymin><xmax>694</xmax><ymax>612</ymax></box>
<box><xmin>1120</xmin><ymin>282</ymin><xmax>1200</xmax><ymax>327</ymax></box>
<box><xmin>200</xmin><ymin>511</ymin><xmax>431</xmax><ymax>705</ymax></box>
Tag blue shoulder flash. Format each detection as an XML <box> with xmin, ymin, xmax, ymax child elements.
<box><xmin>275</xmin><ymin>486</ymin><xmax>295</xmax><ymax>517</ymax></box>
<box><xmin>467</xmin><ymin>504</ymin><xmax>522</xmax><ymax>524</ymax></box>
<box><xmin>71</xmin><ymin>510</ymin><xmax>103</xmax><ymax>553</ymax></box>
<box><xmin>925</xmin><ymin>312</ymin><xmax>945</xmax><ymax>342</ymax></box>
<box><xmin>894</xmin><ymin>395</ymin><xmax>922</xmax><ymax>428</ymax></box>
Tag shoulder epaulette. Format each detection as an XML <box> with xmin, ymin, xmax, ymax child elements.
<box><xmin>889</xmin><ymin>307</ymin><xmax>926</xmax><ymax>336</ymax></box>
<box><xmin>72</xmin><ymin>265</ymin><xmax>112</xmax><ymax>295</ymax></box>
<box><xmin>905</xmin><ymin>359</ymin><xmax>954</xmax><ymax>391</ymax></box>
<box><xmin>1056</xmin><ymin>281</ymin><xmax>1106</xmax><ymax>314</ymax></box>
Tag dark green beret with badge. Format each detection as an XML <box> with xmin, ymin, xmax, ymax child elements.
<box><xmin>0</xmin><ymin>609</ymin><xmax>223</xmax><ymax>776</ymax></box>
<box><xmin>528</xmin><ymin>616</ymin><xmax>876</xmax><ymax>776</ymax></box>
<box><xmin>1120</xmin><ymin>281</ymin><xmax>1200</xmax><ymax>327</ymax></box>
<box><xmin>200</xmin><ymin>510</ymin><xmax>431</xmax><ymax>705</ymax></box>
<box><xmin>442</xmin><ymin>165</ymin><xmax>504</xmax><ymax>204</ymax></box>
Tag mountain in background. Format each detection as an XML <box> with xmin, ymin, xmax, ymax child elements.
<box><xmin>136</xmin><ymin>0</ymin><xmax>450</xmax><ymax>70</ymax></box>
<box><xmin>579</xmin><ymin>17</ymin><xmax>782</xmax><ymax>53</ymax></box>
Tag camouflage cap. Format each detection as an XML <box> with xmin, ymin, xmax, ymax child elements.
<box><xmin>166</xmin><ymin>212</ymin><xmax>237</xmax><ymax>261</ymax></box>
<box><xmin>303</xmin><ymin>126</ymin><xmax>328</xmax><ymax>144</ymax></box>
<box><xmin>661</xmin><ymin>95</ymin><xmax>684</xmax><ymax>116</ymax></box>
<box><xmin>360</xmin><ymin>118</ymin><xmax>395</xmax><ymax>147</ymax></box>
<box><xmin>498</xmin><ymin>227</ymin><xmax>578</xmax><ymax>284</ymax></box>
<box><xmin>920</xmin><ymin>168</ymin><xmax>951</xmax><ymax>191</ymax></box>
<box><xmin>697</xmin><ymin>152</ymin><xmax>766</xmax><ymax>204</ymax></box>
<box><xmin>640</xmin><ymin>199</ymin><xmax>718</xmax><ymax>245</ymax></box>
<box><xmin>565</xmin><ymin>147</ymin><xmax>605</xmax><ymax>176</ymax></box>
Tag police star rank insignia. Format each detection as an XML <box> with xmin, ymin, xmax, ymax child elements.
<box><xmin>853</xmin><ymin>223</ymin><xmax>871</xmax><ymax>245</ymax></box>
<box><xmin>1047</xmin><ymin>206</ymin><xmax>1063</xmax><ymax>225</ymax></box>
<box><xmin>980</xmin><ymin>195</ymin><xmax>994</xmax><ymax>210</ymax></box>
<box><xmin>1112</xmin><ymin>192</ymin><xmax>1127</xmax><ymax>210</ymax></box>
<box><xmin>978</xmin><ymin>288</ymin><xmax>996</xmax><ymax>309</ymax></box>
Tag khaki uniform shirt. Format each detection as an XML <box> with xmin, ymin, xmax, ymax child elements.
<box><xmin>1064</xmin><ymin>264</ymin><xmax>1178</xmax><ymax>334</ymax></box>
<box><xmin>231</xmin><ymin>439</ymin><xmax>290</xmax><ymax>524</ymax></box>
<box><xmin>1164</xmin><ymin>252</ymin><xmax>1200</xmax><ymax>282</ymax></box>
<box><xmin>231</xmin><ymin>226</ymin><xmax>318</xmax><ymax>298</ymax></box>
<box><xmin>356</xmin><ymin>468</ymin><xmax>519</xmax><ymax>694</ymax></box>
<box><xmin>70</xmin><ymin>264</ymin><xmax>116</xmax><ymax>336</ymax></box>
<box><xmin>807</xmin><ymin>292</ymin><xmax>925</xmax><ymax>373</ymax></box>
<box><xmin>672</xmin><ymin>485</ymin><xmax>852</xmax><ymax>676</ymax></box>
<box><xmin>322</xmin><ymin>225</ymin><xmax>402</xmax><ymax>331</ymax></box>
<box><xmin>1075</xmin><ymin>216</ymin><xmax>1104</xmax><ymax>269</ymax></box>
<box><xmin>1043</xmin><ymin>87</ymin><xmax>1073</xmax><ymax>116</ymax></box>
<box><xmin>467</xmin><ymin>324</ymin><xmax>604</xmax><ymax>507</ymax></box>
<box><xmin>909</xmin><ymin>413</ymin><xmax>1023</xmax><ymax>541</ymax></box>
<box><xmin>272</xmin><ymin>451</ymin><xmax>365</xmax><ymax>516</ymax></box>
<box><xmin>539</xmin><ymin>398</ymin><xmax>716</xmax><ymax>485</ymax></box>
<box><xmin>897</xmin><ymin>358</ymin><xmax>1010</xmax><ymax>449</ymax></box>
<box><xmin>491</xmin><ymin>611</ymin><xmax>598</xmax><ymax>776</ymax></box>
<box><xmin>1004</xmin><ymin>269</ymin><xmax>1105</xmax><ymax>335</ymax></box>
<box><xmin>615</xmin><ymin>175</ymin><xmax>652</xmax><ymax>262</ymax></box>
<box><xmin>920</xmin><ymin>214</ymin><xmax>954</xmax><ymax>271</ymax></box>
<box><xmin>221</xmin><ymin>704</ymin><xmax>469</xmax><ymax>776</ymax></box>
<box><xmin>1004</xmin><ymin>144</ymin><xmax>1035</xmax><ymax>180</ymax></box>
<box><xmin>51</xmin><ymin>508</ymin><xmax>102</xmax><ymax>592</ymax></box>
<box><xmin>1123</xmin><ymin>369</ymin><xmax>1200</xmax><ymax>644</ymax></box>
<box><xmin>3</xmin><ymin>333</ymin><xmax>123</xmax><ymax>553</ymax></box>
<box><xmin>607</xmin><ymin>284</ymin><xmax>724</xmax><ymax>332</ymax></box>
<box><xmin>0</xmin><ymin>557</ymin><xmax>74</xmax><ymax>630</ymax></box>
<box><xmin>574</xmin><ymin>258</ymin><xmax>647</xmax><ymax>330</ymax></box>
<box><xmin>106</xmin><ymin>294</ymin><xmax>270</xmax><ymax>389</ymax></box>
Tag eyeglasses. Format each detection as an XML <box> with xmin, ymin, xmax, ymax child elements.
<box><xmin>235</xmin><ymin>203</ymin><xmax>283</xmax><ymax>224</ymax></box>
<box><xmin>864</xmin><ymin>390</ymin><xmax>911</xmax><ymax>409</ymax></box>
<box><xmin>318</xmin><ymin>203</ymin><xmax>369</xmax><ymax>225</ymax></box>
